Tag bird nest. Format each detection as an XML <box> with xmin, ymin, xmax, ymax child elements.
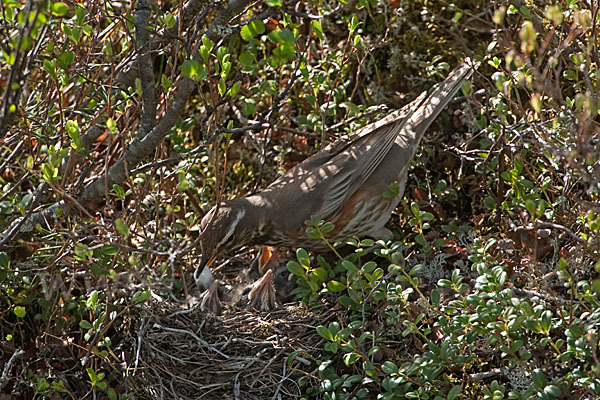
<box><xmin>125</xmin><ymin>297</ymin><xmax>331</xmax><ymax>399</ymax></box>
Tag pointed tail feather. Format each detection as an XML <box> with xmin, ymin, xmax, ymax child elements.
<box><xmin>399</xmin><ymin>61</ymin><xmax>479</xmax><ymax>155</ymax></box>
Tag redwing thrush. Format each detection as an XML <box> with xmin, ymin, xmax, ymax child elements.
<box><xmin>194</xmin><ymin>62</ymin><xmax>477</xmax><ymax>303</ymax></box>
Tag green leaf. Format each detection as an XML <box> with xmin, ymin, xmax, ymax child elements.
<box><xmin>383</xmin><ymin>181</ymin><xmax>400</xmax><ymax>198</ymax></box>
<box><xmin>132</xmin><ymin>289</ymin><xmax>151</xmax><ymax>304</ymax></box>
<box><xmin>101</xmin><ymin>246</ymin><xmax>118</xmax><ymax>255</ymax></box>
<box><xmin>316</xmin><ymin>326</ymin><xmax>333</xmax><ymax>341</ymax></box>
<box><xmin>286</xmin><ymin>261</ymin><xmax>305</xmax><ymax>277</ymax></box>
<box><xmin>341</xmin><ymin>260</ymin><xmax>358</xmax><ymax>273</ymax></box>
<box><xmin>66</xmin><ymin>120</ymin><xmax>82</xmax><ymax>150</ymax></box>
<box><xmin>296</xmin><ymin>248</ymin><xmax>310</xmax><ymax>267</ymax></box>
<box><xmin>348</xmin><ymin>15</ymin><xmax>360</xmax><ymax>36</ymax></box>
<box><xmin>43</xmin><ymin>59</ymin><xmax>57</xmax><ymax>82</ymax></box>
<box><xmin>409</xmin><ymin>264</ymin><xmax>423</xmax><ymax>275</ymax></box>
<box><xmin>34</xmin><ymin>377</ymin><xmax>50</xmax><ymax>392</ymax></box>
<box><xmin>415</xmin><ymin>234</ymin><xmax>426</xmax><ymax>246</ymax></box>
<box><xmin>519</xmin><ymin>5</ymin><xmax>531</xmax><ymax>19</ymax></box>
<box><xmin>307</xmin><ymin>279</ymin><xmax>319</xmax><ymax>292</ymax></box>
<box><xmin>86</xmin><ymin>368</ymin><xmax>97</xmax><ymax>381</ymax></box>
<box><xmin>540</xmin><ymin>310</ymin><xmax>552</xmax><ymax>332</ymax></box>
<box><xmin>438</xmin><ymin>279</ymin><xmax>452</xmax><ymax>288</ymax></box>
<box><xmin>360</xmin><ymin>238</ymin><xmax>374</xmax><ymax>247</ymax></box>
<box><xmin>216</xmin><ymin>46</ymin><xmax>229</xmax><ymax>65</ymax></box>
<box><xmin>115</xmin><ymin>218</ymin><xmax>129</xmax><ymax>237</ymax></box>
<box><xmin>317</xmin><ymin>256</ymin><xmax>330</xmax><ymax>270</ymax></box>
<box><xmin>321</xmin><ymin>222</ymin><xmax>335</xmax><ymax>234</ymax></box>
<box><xmin>361</xmin><ymin>261</ymin><xmax>377</xmax><ymax>273</ymax></box>
<box><xmin>268</xmin><ymin>28</ymin><xmax>295</xmax><ymax>45</ymax></box>
<box><xmin>430</xmin><ymin>289</ymin><xmax>440</xmax><ymax>306</ymax></box>
<box><xmin>557</xmin><ymin>257</ymin><xmax>567</xmax><ymax>270</ymax></box>
<box><xmin>338</xmin><ymin>295</ymin><xmax>355</xmax><ymax>308</ymax></box>
<box><xmin>544</xmin><ymin>385</ymin><xmax>561</xmax><ymax>397</ymax></box>
<box><xmin>41</xmin><ymin>163</ymin><xmax>58</xmax><ymax>183</ymax></box>
<box><xmin>86</xmin><ymin>290</ymin><xmax>98</xmax><ymax>309</ymax></box>
<box><xmin>164</xmin><ymin>13</ymin><xmax>176</xmax><ymax>29</ymax></box>
<box><xmin>327</xmin><ymin>280</ymin><xmax>346</xmax><ymax>292</ymax></box>
<box><xmin>286</xmin><ymin>349</ymin><xmax>304</xmax><ymax>366</ymax></box>
<box><xmin>229</xmin><ymin>81</ymin><xmax>242</xmax><ymax>97</ymax></box>
<box><xmin>13</xmin><ymin>306</ymin><xmax>26</xmax><ymax>318</ymax></box>
<box><xmin>199</xmin><ymin>45</ymin><xmax>211</xmax><ymax>62</ymax></box>
<box><xmin>306</xmin><ymin>226</ymin><xmax>319</xmax><ymax>239</ymax></box>
<box><xmin>198</xmin><ymin>64</ymin><xmax>208</xmax><ymax>80</ymax></box>
<box><xmin>218</xmin><ymin>78</ymin><xmax>226</xmax><ymax>96</ymax></box>
<box><xmin>52</xmin><ymin>380</ymin><xmax>67</xmax><ymax>393</ymax></box>
<box><xmin>181</xmin><ymin>59</ymin><xmax>201</xmax><ymax>79</ymax></box>
<box><xmin>483</xmin><ymin>196</ymin><xmax>496</xmax><ymax>209</ymax></box>
<box><xmin>202</xmin><ymin>35</ymin><xmax>215</xmax><ymax>51</ymax></box>
<box><xmin>56</xmin><ymin>51</ymin><xmax>74</xmax><ymax>69</ymax></box>
<box><xmin>324</xmin><ymin>342</ymin><xmax>339</xmax><ymax>353</ymax></box>
<box><xmin>461</xmin><ymin>79</ymin><xmax>472</xmax><ymax>96</ymax></box>
<box><xmin>381</xmin><ymin>361</ymin><xmax>398</xmax><ymax>374</ymax></box>
<box><xmin>312</xmin><ymin>20</ymin><xmax>324</xmax><ymax>40</ymax></box>
<box><xmin>312</xmin><ymin>267</ymin><xmax>328</xmax><ymax>282</ymax></box>
<box><xmin>51</xmin><ymin>2</ymin><xmax>69</xmax><ymax>16</ymax></box>
<box><xmin>421</xmin><ymin>212</ymin><xmax>435</xmax><ymax>221</ymax></box>
<box><xmin>411</xmin><ymin>202</ymin><xmax>420</xmax><ymax>217</ymax></box>
<box><xmin>447</xmin><ymin>385</ymin><xmax>461</xmax><ymax>400</ymax></box>
<box><xmin>343</xmin><ymin>352</ymin><xmax>359</xmax><ymax>366</ymax></box>
<box><xmin>80</xmin><ymin>320</ymin><xmax>93</xmax><ymax>329</ymax></box>
<box><xmin>371</xmin><ymin>268</ymin><xmax>384</xmax><ymax>281</ymax></box>
<box><xmin>525</xmin><ymin>199</ymin><xmax>536</xmax><ymax>218</ymax></box>
<box><xmin>531</xmin><ymin>368</ymin><xmax>546</xmax><ymax>388</ymax></box>
<box><xmin>221</xmin><ymin>61</ymin><xmax>231</xmax><ymax>79</ymax></box>
<box><xmin>106</xmin><ymin>118</ymin><xmax>117</xmax><ymax>133</ymax></box>
<box><xmin>240</xmin><ymin>20</ymin><xmax>265</xmax><ymax>41</ymax></box>
<box><xmin>239</xmin><ymin>51</ymin><xmax>254</xmax><ymax>67</ymax></box>
<box><xmin>0</xmin><ymin>252</ymin><xmax>9</xmax><ymax>269</ymax></box>
<box><xmin>563</xmin><ymin>69</ymin><xmax>577</xmax><ymax>81</ymax></box>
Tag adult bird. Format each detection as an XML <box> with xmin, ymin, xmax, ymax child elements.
<box><xmin>194</xmin><ymin>61</ymin><xmax>477</xmax><ymax>308</ymax></box>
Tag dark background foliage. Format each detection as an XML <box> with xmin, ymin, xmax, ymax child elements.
<box><xmin>0</xmin><ymin>0</ymin><xmax>599</xmax><ymax>398</ymax></box>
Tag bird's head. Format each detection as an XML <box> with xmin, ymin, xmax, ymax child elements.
<box><xmin>196</xmin><ymin>202</ymin><xmax>250</xmax><ymax>272</ymax></box>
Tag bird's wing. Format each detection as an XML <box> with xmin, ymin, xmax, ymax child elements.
<box><xmin>316</xmin><ymin>62</ymin><xmax>477</xmax><ymax>220</ymax></box>
<box><xmin>267</xmin><ymin>93</ymin><xmax>425</xmax><ymax>188</ymax></box>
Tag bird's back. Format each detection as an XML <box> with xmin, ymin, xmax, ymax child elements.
<box><xmin>256</xmin><ymin>62</ymin><xmax>477</xmax><ymax>242</ymax></box>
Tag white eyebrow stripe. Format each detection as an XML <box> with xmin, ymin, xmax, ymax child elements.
<box><xmin>215</xmin><ymin>208</ymin><xmax>246</xmax><ymax>249</ymax></box>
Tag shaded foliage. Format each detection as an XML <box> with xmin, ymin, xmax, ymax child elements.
<box><xmin>0</xmin><ymin>0</ymin><xmax>598</xmax><ymax>399</ymax></box>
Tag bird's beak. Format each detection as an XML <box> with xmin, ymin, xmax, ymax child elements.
<box><xmin>199</xmin><ymin>253</ymin><xmax>210</xmax><ymax>271</ymax></box>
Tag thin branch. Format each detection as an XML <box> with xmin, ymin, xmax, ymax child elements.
<box><xmin>0</xmin><ymin>347</ymin><xmax>25</xmax><ymax>392</ymax></box>
<box><xmin>135</xmin><ymin>0</ymin><xmax>158</xmax><ymax>139</ymax></box>
<box><xmin>535</xmin><ymin>221</ymin><xmax>598</xmax><ymax>247</ymax></box>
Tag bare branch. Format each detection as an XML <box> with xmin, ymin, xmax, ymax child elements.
<box><xmin>135</xmin><ymin>0</ymin><xmax>158</xmax><ymax>139</ymax></box>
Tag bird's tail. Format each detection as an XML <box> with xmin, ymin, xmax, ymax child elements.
<box><xmin>400</xmin><ymin>60</ymin><xmax>479</xmax><ymax>156</ymax></box>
